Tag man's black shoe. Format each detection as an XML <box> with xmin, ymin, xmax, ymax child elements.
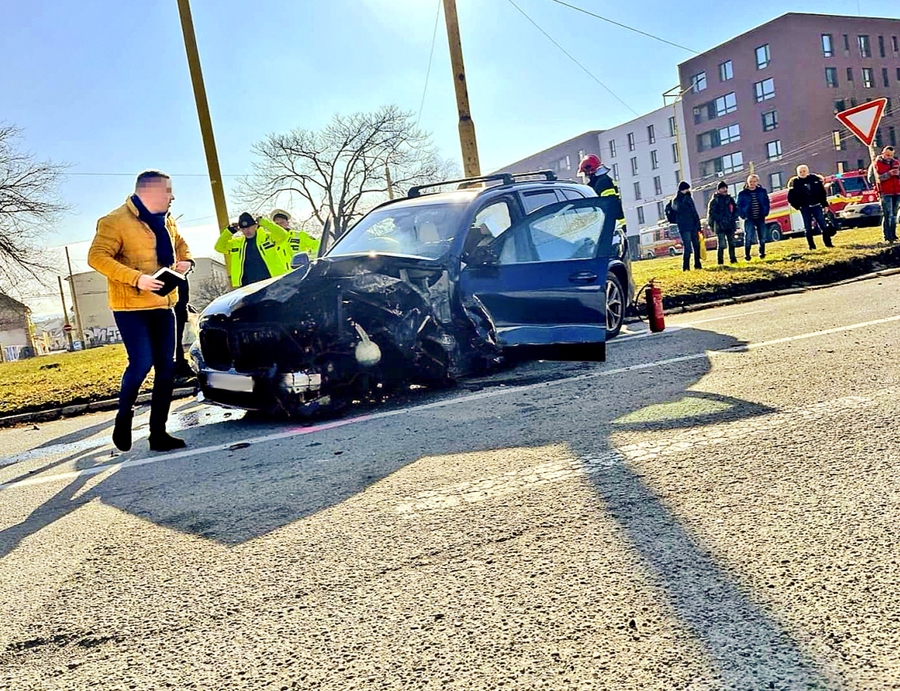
<box><xmin>112</xmin><ymin>412</ymin><xmax>133</xmax><ymax>452</ymax></box>
<box><xmin>148</xmin><ymin>433</ymin><xmax>187</xmax><ymax>453</ymax></box>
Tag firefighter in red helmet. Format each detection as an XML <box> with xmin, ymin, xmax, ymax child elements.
<box><xmin>578</xmin><ymin>154</ymin><xmax>625</xmax><ymax>221</ymax></box>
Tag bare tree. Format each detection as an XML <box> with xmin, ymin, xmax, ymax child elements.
<box><xmin>190</xmin><ymin>272</ymin><xmax>232</xmax><ymax>311</ymax></box>
<box><xmin>0</xmin><ymin>126</ymin><xmax>69</xmax><ymax>289</ymax></box>
<box><xmin>238</xmin><ymin>105</ymin><xmax>458</xmax><ymax>245</ymax></box>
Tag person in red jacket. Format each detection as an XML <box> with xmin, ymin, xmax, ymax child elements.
<box><xmin>873</xmin><ymin>146</ymin><xmax>900</xmax><ymax>243</ymax></box>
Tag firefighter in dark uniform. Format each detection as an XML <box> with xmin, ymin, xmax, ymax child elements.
<box><xmin>578</xmin><ymin>154</ymin><xmax>626</xmax><ymax>223</ymax></box>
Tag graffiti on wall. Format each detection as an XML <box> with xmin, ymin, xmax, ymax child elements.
<box><xmin>85</xmin><ymin>325</ymin><xmax>122</xmax><ymax>345</ymax></box>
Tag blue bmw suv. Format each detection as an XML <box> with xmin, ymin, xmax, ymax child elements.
<box><xmin>192</xmin><ymin>171</ymin><xmax>634</xmax><ymax>417</ymax></box>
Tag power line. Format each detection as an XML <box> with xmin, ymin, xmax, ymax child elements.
<box><xmin>416</xmin><ymin>0</ymin><xmax>443</xmax><ymax>129</ymax></box>
<box><xmin>547</xmin><ymin>0</ymin><xmax>699</xmax><ymax>54</ymax></box>
<box><xmin>505</xmin><ymin>0</ymin><xmax>642</xmax><ymax>118</ymax></box>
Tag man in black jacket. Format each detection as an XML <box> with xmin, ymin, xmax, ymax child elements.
<box><xmin>787</xmin><ymin>165</ymin><xmax>834</xmax><ymax>250</ymax></box>
<box><xmin>707</xmin><ymin>181</ymin><xmax>738</xmax><ymax>265</ymax></box>
<box><xmin>668</xmin><ymin>181</ymin><xmax>702</xmax><ymax>271</ymax></box>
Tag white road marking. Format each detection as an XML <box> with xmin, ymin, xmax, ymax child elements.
<box><xmin>2</xmin><ymin>313</ymin><xmax>899</xmax><ymax>493</ymax></box>
<box><xmin>610</xmin><ymin>308</ymin><xmax>770</xmax><ymax>343</ymax></box>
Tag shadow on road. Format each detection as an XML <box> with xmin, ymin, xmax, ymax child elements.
<box><xmin>0</xmin><ymin>325</ymin><xmax>831</xmax><ymax>685</ymax></box>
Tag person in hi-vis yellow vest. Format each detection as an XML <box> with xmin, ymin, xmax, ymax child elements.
<box><xmin>271</xmin><ymin>209</ymin><xmax>320</xmax><ymax>260</ymax></box>
<box><xmin>215</xmin><ymin>212</ymin><xmax>291</xmax><ymax>287</ymax></box>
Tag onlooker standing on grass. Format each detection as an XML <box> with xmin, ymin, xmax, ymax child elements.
<box><xmin>707</xmin><ymin>181</ymin><xmax>739</xmax><ymax>265</ymax></box>
<box><xmin>666</xmin><ymin>181</ymin><xmax>702</xmax><ymax>271</ymax></box>
<box><xmin>88</xmin><ymin>170</ymin><xmax>193</xmax><ymax>453</ymax></box>
<box><xmin>737</xmin><ymin>174</ymin><xmax>770</xmax><ymax>261</ymax></box>
<box><xmin>787</xmin><ymin>165</ymin><xmax>834</xmax><ymax>250</ymax></box>
<box><xmin>872</xmin><ymin>146</ymin><xmax>900</xmax><ymax>243</ymax></box>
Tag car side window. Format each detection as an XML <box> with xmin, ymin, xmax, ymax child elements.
<box><xmin>560</xmin><ymin>188</ymin><xmax>587</xmax><ymax>201</ymax></box>
<box><xmin>463</xmin><ymin>200</ymin><xmax>514</xmax><ymax>264</ymax></box>
<box><xmin>521</xmin><ymin>190</ymin><xmax>562</xmax><ymax>214</ymax></box>
<box><xmin>499</xmin><ymin>203</ymin><xmax>606</xmax><ymax>265</ymax></box>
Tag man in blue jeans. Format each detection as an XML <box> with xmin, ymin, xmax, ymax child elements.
<box><xmin>737</xmin><ymin>174</ymin><xmax>770</xmax><ymax>261</ymax></box>
<box><xmin>88</xmin><ymin>171</ymin><xmax>193</xmax><ymax>452</ymax></box>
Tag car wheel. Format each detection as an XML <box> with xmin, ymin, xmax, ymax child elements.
<box><xmin>645</xmin><ymin>251</ymin><xmax>654</xmax><ymax>260</ymax></box>
<box><xmin>606</xmin><ymin>273</ymin><xmax>625</xmax><ymax>339</ymax></box>
<box><xmin>668</xmin><ymin>247</ymin><xmax>677</xmax><ymax>257</ymax></box>
<box><xmin>768</xmin><ymin>224</ymin><xmax>782</xmax><ymax>241</ymax></box>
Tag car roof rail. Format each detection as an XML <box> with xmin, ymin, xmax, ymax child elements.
<box><xmin>509</xmin><ymin>170</ymin><xmax>558</xmax><ymax>182</ymax></box>
<box><xmin>407</xmin><ymin>173</ymin><xmax>515</xmax><ymax>198</ymax></box>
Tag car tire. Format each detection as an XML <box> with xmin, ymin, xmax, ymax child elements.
<box><xmin>606</xmin><ymin>273</ymin><xmax>625</xmax><ymax>339</ymax></box>
<box><xmin>645</xmin><ymin>251</ymin><xmax>654</xmax><ymax>260</ymax></box>
<box><xmin>768</xmin><ymin>224</ymin><xmax>782</xmax><ymax>241</ymax></box>
<box><xmin>668</xmin><ymin>247</ymin><xmax>677</xmax><ymax>257</ymax></box>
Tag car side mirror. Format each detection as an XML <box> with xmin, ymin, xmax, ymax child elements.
<box><xmin>291</xmin><ymin>252</ymin><xmax>310</xmax><ymax>271</ymax></box>
<box><xmin>469</xmin><ymin>244</ymin><xmax>500</xmax><ymax>267</ymax></box>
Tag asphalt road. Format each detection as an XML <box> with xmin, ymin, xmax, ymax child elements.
<box><xmin>2</xmin><ymin>275</ymin><xmax>900</xmax><ymax>690</ymax></box>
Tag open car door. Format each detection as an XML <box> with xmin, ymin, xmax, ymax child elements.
<box><xmin>460</xmin><ymin>196</ymin><xmax>617</xmax><ymax>362</ymax></box>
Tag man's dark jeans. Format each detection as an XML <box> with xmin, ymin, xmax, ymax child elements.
<box><xmin>716</xmin><ymin>230</ymin><xmax>737</xmax><ymax>264</ymax></box>
<box><xmin>113</xmin><ymin>309</ymin><xmax>176</xmax><ymax>435</ymax></box>
<box><xmin>743</xmin><ymin>218</ymin><xmax>766</xmax><ymax>259</ymax></box>
<box><xmin>882</xmin><ymin>194</ymin><xmax>899</xmax><ymax>242</ymax></box>
<box><xmin>800</xmin><ymin>204</ymin><xmax>832</xmax><ymax>249</ymax></box>
<box><xmin>680</xmin><ymin>228</ymin><xmax>702</xmax><ymax>270</ymax></box>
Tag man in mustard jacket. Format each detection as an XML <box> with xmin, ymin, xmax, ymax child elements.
<box><xmin>88</xmin><ymin>170</ymin><xmax>193</xmax><ymax>453</ymax></box>
<box><xmin>215</xmin><ymin>212</ymin><xmax>291</xmax><ymax>287</ymax></box>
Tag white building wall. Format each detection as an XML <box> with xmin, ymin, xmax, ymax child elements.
<box><xmin>596</xmin><ymin>104</ymin><xmax>691</xmax><ymax>233</ymax></box>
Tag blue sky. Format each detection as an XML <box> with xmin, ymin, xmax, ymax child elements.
<box><xmin>5</xmin><ymin>0</ymin><xmax>898</xmax><ymax>310</ymax></box>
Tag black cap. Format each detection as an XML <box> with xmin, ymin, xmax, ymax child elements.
<box><xmin>717</xmin><ymin>181</ymin><xmax>729</xmax><ymax>190</ymax></box>
<box><xmin>678</xmin><ymin>181</ymin><xmax>691</xmax><ymax>192</ymax></box>
<box><xmin>238</xmin><ymin>212</ymin><xmax>257</xmax><ymax>228</ymax></box>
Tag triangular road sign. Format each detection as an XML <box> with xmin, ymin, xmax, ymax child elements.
<box><xmin>835</xmin><ymin>98</ymin><xmax>887</xmax><ymax>146</ymax></box>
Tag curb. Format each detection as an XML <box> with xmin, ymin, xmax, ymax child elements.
<box><xmin>0</xmin><ymin>387</ymin><xmax>197</xmax><ymax>429</ymax></box>
<box><xmin>661</xmin><ymin>266</ymin><xmax>900</xmax><ymax>315</ymax></box>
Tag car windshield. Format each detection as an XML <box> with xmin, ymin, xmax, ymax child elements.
<box><xmin>329</xmin><ymin>202</ymin><xmax>466</xmax><ymax>260</ymax></box>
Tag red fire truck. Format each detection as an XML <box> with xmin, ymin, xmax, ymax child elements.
<box><xmin>764</xmin><ymin>170</ymin><xmax>881</xmax><ymax>241</ymax></box>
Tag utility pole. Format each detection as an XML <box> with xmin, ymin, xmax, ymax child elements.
<box><xmin>57</xmin><ymin>276</ymin><xmax>74</xmax><ymax>351</ymax></box>
<box><xmin>385</xmin><ymin>164</ymin><xmax>395</xmax><ymax>200</ymax></box>
<box><xmin>176</xmin><ymin>0</ymin><xmax>229</xmax><ymax>231</ymax></box>
<box><xmin>64</xmin><ymin>246</ymin><xmax>86</xmax><ymax>348</ymax></box>
<box><xmin>442</xmin><ymin>0</ymin><xmax>481</xmax><ymax>178</ymax></box>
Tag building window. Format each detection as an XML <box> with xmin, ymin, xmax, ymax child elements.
<box><xmin>821</xmin><ymin>34</ymin><xmax>834</xmax><ymax>57</ymax></box>
<box><xmin>653</xmin><ymin>175</ymin><xmax>663</xmax><ymax>195</ymax></box>
<box><xmin>889</xmin><ymin>126</ymin><xmax>897</xmax><ymax>147</ymax></box>
<box><xmin>825</xmin><ymin>67</ymin><xmax>838</xmax><ymax>88</ymax></box>
<box><xmin>766</xmin><ymin>140</ymin><xmax>782</xmax><ymax>161</ymax></box>
<box><xmin>697</xmin><ymin>125</ymin><xmax>740</xmax><ymax>153</ymax></box>
<box><xmin>675</xmin><ymin>169</ymin><xmax>682</xmax><ymax>185</ymax></box>
<box><xmin>668</xmin><ymin>116</ymin><xmax>677</xmax><ymax>137</ymax></box>
<box><xmin>755</xmin><ymin>44</ymin><xmax>770</xmax><ymax>69</ymax></box>
<box><xmin>857</xmin><ymin>159</ymin><xmax>866</xmax><ymax>170</ymax></box>
<box><xmin>893</xmin><ymin>36</ymin><xmax>899</xmax><ymax>54</ymax></box>
<box><xmin>887</xmin><ymin>98</ymin><xmax>894</xmax><ymax>117</ymax></box>
<box><xmin>612</xmin><ymin>163</ymin><xmax>619</xmax><ymax>180</ymax></box>
<box><xmin>634</xmin><ymin>181</ymin><xmax>642</xmax><ymax>201</ymax></box>
<box><xmin>847</xmin><ymin>67</ymin><xmax>854</xmax><ymax>82</ymax></box>
<box><xmin>637</xmin><ymin>206</ymin><xmax>645</xmax><ymax>225</ymax></box>
<box><xmin>651</xmin><ymin>149</ymin><xmax>659</xmax><ymax>169</ymax></box>
<box><xmin>837</xmin><ymin>161</ymin><xmax>848</xmax><ymax>174</ymax></box>
<box><xmin>843</xmin><ymin>34</ymin><xmax>850</xmax><ymax>56</ymax></box>
<box><xmin>691</xmin><ymin>72</ymin><xmax>707</xmax><ymax>93</ymax></box>
<box><xmin>647</xmin><ymin>125</ymin><xmax>656</xmax><ymax>145</ymax></box>
<box><xmin>878</xmin><ymin>35</ymin><xmax>886</xmax><ymax>58</ymax></box>
<box><xmin>556</xmin><ymin>155</ymin><xmax>571</xmax><ymax>171</ymax></box>
<box><xmin>630</xmin><ymin>156</ymin><xmax>638</xmax><ymax>176</ymax></box>
<box><xmin>850</xmin><ymin>97</ymin><xmax>858</xmax><ymax>107</ymax></box>
<box><xmin>715</xmin><ymin>92</ymin><xmax>737</xmax><ymax>117</ymax></box>
<box><xmin>770</xmin><ymin>172</ymin><xmax>784</xmax><ymax>190</ymax></box>
<box><xmin>874</xmin><ymin>129</ymin><xmax>883</xmax><ymax>148</ymax></box>
<box><xmin>671</xmin><ymin>142</ymin><xmax>679</xmax><ymax>163</ymax></box>
<box><xmin>627</xmin><ymin>133</ymin><xmax>635</xmax><ymax>151</ymax></box>
<box><xmin>762</xmin><ymin>110</ymin><xmax>778</xmax><ymax>132</ymax></box>
<box><xmin>883</xmin><ymin>68</ymin><xmax>890</xmax><ymax>88</ymax></box>
<box><xmin>897</xmin><ymin>67</ymin><xmax>900</xmax><ymax>82</ymax></box>
<box><xmin>832</xmin><ymin>131</ymin><xmax>844</xmax><ymax>150</ymax></box>
<box><xmin>700</xmin><ymin>151</ymin><xmax>743</xmax><ymax>177</ymax></box>
<box><xmin>719</xmin><ymin>60</ymin><xmax>733</xmax><ymax>81</ymax></box>
<box><xmin>858</xmin><ymin>35</ymin><xmax>871</xmax><ymax>58</ymax></box>
<box><xmin>862</xmin><ymin>67</ymin><xmax>874</xmax><ymax>88</ymax></box>
<box><xmin>609</xmin><ymin>140</ymin><xmax>617</xmax><ymax>158</ymax></box>
<box><xmin>656</xmin><ymin>201</ymin><xmax>665</xmax><ymax>221</ymax></box>
<box><xmin>754</xmin><ymin>78</ymin><xmax>775</xmax><ymax>102</ymax></box>
<box><xmin>834</xmin><ymin>99</ymin><xmax>846</xmax><ymax>113</ymax></box>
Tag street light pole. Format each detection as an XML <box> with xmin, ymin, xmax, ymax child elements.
<box><xmin>442</xmin><ymin>0</ymin><xmax>481</xmax><ymax>178</ymax></box>
<box><xmin>176</xmin><ymin>0</ymin><xmax>229</xmax><ymax>231</ymax></box>
<box><xmin>57</xmin><ymin>276</ymin><xmax>74</xmax><ymax>351</ymax></box>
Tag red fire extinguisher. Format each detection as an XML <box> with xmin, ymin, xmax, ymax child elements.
<box><xmin>646</xmin><ymin>279</ymin><xmax>665</xmax><ymax>333</ymax></box>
